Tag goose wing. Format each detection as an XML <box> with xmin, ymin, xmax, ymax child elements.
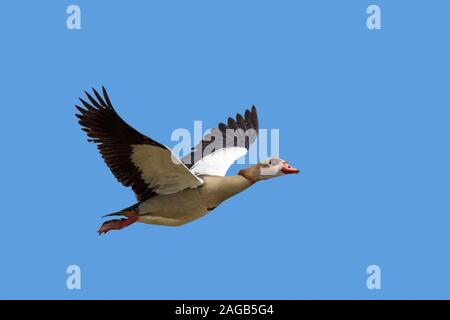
<box><xmin>75</xmin><ymin>87</ymin><xmax>203</xmax><ymax>202</ymax></box>
<box><xmin>182</xmin><ymin>106</ymin><xmax>259</xmax><ymax>176</ymax></box>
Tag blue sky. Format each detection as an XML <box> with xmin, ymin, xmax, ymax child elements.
<box><xmin>0</xmin><ymin>1</ymin><xmax>449</xmax><ymax>299</ymax></box>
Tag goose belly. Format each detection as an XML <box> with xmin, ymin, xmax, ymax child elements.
<box><xmin>137</xmin><ymin>188</ymin><xmax>215</xmax><ymax>226</ymax></box>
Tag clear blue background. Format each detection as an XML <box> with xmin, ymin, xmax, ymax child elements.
<box><xmin>0</xmin><ymin>0</ymin><xmax>449</xmax><ymax>299</ymax></box>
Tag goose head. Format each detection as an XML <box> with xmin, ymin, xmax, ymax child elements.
<box><xmin>239</xmin><ymin>158</ymin><xmax>300</xmax><ymax>183</ymax></box>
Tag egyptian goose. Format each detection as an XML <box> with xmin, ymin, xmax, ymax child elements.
<box><xmin>75</xmin><ymin>87</ymin><xmax>299</xmax><ymax>234</ymax></box>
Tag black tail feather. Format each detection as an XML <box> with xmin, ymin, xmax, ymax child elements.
<box><xmin>102</xmin><ymin>203</ymin><xmax>139</xmax><ymax>218</ymax></box>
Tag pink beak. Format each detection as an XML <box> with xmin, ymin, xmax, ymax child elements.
<box><xmin>281</xmin><ymin>161</ymin><xmax>300</xmax><ymax>174</ymax></box>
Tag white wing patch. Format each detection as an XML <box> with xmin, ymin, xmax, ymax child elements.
<box><xmin>190</xmin><ymin>147</ymin><xmax>248</xmax><ymax>176</ymax></box>
<box><xmin>131</xmin><ymin>145</ymin><xmax>204</xmax><ymax>195</ymax></box>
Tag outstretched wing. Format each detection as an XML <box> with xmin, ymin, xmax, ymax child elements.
<box><xmin>182</xmin><ymin>106</ymin><xmax>259</xmax><ymax>176</ymax></box>
<box><xmin>75</xmin><ymin>87</ymin><xmax>203</xmax><ymax>202</ymax></box>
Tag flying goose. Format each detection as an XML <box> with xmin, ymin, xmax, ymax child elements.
<box><xmin>75</xmin><ymin>87</ymin><xmax>299</xmax><ymax>234</ymax></box>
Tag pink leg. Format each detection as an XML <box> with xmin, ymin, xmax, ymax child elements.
<box><xmin>98</xmin><ymin>216</ymin><xmax>139</xmax><ymax>235</ymax></box>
